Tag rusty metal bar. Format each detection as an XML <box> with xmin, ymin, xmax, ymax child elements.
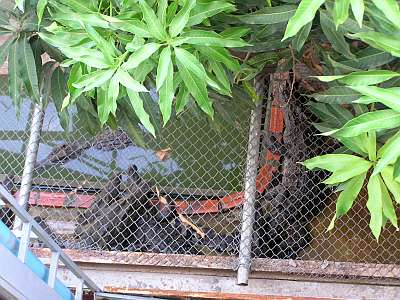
<box><xmin>13</xmin><ymin>102</ymin><xmax>44</xmax><ymax>230</ymax></box>
<box><xmin>237</xmin><ymin>80</ymin><xmax>265</xmax><ymax>285</ymax></box>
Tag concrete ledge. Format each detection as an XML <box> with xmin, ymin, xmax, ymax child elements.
<box><xmin>33</xmin><ymin>248</ymin><xmax>400</xmax><ymax>300</ymax></box>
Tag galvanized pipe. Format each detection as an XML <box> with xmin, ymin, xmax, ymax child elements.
<box><xmin>237</xmin><ymin>81</ymin><xmax>264</xmax><ymax>286</ymax></box>
<box><xmin>13</xmin><ymin>102</ymin><xmax>44</xmax><ymax>230</ymax></box>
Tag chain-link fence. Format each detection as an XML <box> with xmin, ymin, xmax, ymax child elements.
<box><xmin>1</xmin><ymin>66</ymin><xmax>400</xmax><ymax>282</ymax></box>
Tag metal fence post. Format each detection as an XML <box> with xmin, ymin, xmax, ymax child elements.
<box><xmin>237</xmin><ymin>81</ymin><xmax>264</xmax><ymax>285</ymax></box>
<box><xmin>13</xmin><ymin>102</ymin><xmax>44</xmax><ymax>230</ymax></box>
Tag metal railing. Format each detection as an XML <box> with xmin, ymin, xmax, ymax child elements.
<box><xmin>0</xmin><ymin>184</ymin><xmax>101</xmax><ymax>299</ymax></box>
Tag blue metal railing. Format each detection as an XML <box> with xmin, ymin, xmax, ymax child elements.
<box><xmin>0</xmin><ymin>185</ymin><xmax>101</xmax><ymax>299</ymax></box>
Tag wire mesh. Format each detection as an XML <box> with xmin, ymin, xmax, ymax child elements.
<box><xmin>0</xmin><ymin>66</ymin><xmax>399</xmax><ymax>282</ymax></box>
<box><xmin>0</xmin><ymin>72</ymin><xmax>250</xmax><ymax>256</ymax></box>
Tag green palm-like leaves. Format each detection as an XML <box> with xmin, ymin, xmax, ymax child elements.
<box><xmin>287</xmin><ymin>0</ymin><xmax>400</xmax><ymax>238</ymax></box>
<box><xmin>37</xmin><ymin>0</ymin><xmax>246</xmax><ymax>134</ymax></box>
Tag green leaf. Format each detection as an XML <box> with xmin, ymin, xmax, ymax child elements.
<box><xmin>316</xmin><ymin>70</ymin><xmax>400</xmax><ymax>86</ymax></box>
<box><xmin>210</xmin><ymin>60</ymin><xmax>230</xmax><ymax>92</ymax></box>
<box><xmin>108</xmin><ymin>19</ymin><xmax>151</xmax><ymax>37</ymax></box>
<box><xmin>115</xmin><ymin>68</ymin><xmax>148</xmax><ymax>92</ymax></box>
<box><xmin>140</xmin><ymin>1</ymin><xmax>167</xmax><ymax>40</ymax></box>
<box><xmin>322</xmin><ymin>160</ymin><xmax>372</xmax><ymax>185</ymax></box>
<box><xmin>367</xmin><ymin>175</ymin><xmax>383</xmax><ymax>240</ymax></box>
<box><xmin>243</xmin><ymin>81</ymin><xmax>260</xmax><ymax>102</ymax></box>
<box><xmin>17</xmin><ymin>38</ymin><xmax>40</xmax><ymax>102</ymax></box>
<box><xmin>66</xmin><ymin>63</ymin><xmax>83</xmax><ymax>103</ymax></box>
<box><xmin>0</xmin><ymin>37</ymin><xmax>13</xmax><ymax>70</ymax></box>
<box><xmin>283</xmin><ymin>0</ymin><xmax>325</xmax><ymax>40</ymax></box>
<box><xmin>351</xmin><ymin>86</ymin><xmax>400</xmax><ymax>113</ymax></box>
<box><xmin>308</xmin><ymin>102</ymin><xmax>343</xmax><ymax>127</ymax></box>
<box><xmin>292</xmin><ymin>21</ymin><xmax>312</xmax><ymax>52</ymax></box>
<box><xmin>206</xmin><ymin>73</ymin><xmax>231</xmax><ymax>96</ymax></box>
<box><xmin>394</xmin><ymin>157</ymin><xmax>400</xmax><ymax>179</ymax></box>
<box><xmin>176</xmin><ymin>84</ymin><xmax>190</xmax><ymax>114</ymax></box>
<box><xmin>175</xmin><ymin>48</ymin><xmax>213</xmax><ymax>117</ymax></box>
<box><xmin>117</xmin><ymin>105</ymin><xmax>146</xmax><ymax>148</ymax></box>
<box><xmin>174</xmin><ymin>47</ymin><xmax>206</xmax><ymax>80</ymax></box>
<box><xmin>340</xmin><ymin>48</ymin><xmax>394</xmax><ymax>69</ymax></box>
<box><xmin>52</xmin><ymin>12</ymin><xmax>110</xmax><ymax>29</ymax></box>
<box><xmin>366</xmin><ymin>130</ymin><xmax>377</xmax><ymax>162</ymax></box>
<box><xmin>364</xmin><ymin>3</ymin><xmax>397</xmax><ymax>34</ymax></box>
<box><xmin>311</xmin><ymin>87</ymin><xmax>360</xmax><ymax>104</ymax></box>
<box><xmin>156</xmin><ymin>46</ymin><xmax>171</xmax><ymax>91</ymax></box>
<box><xmin>157</xmin><ymin>0</ymin><xmax>168</xmax><ymax>25</ymax></box>
<box><xmin>322</xmin><ymin>110</ymin><xmax>400</xmax><ymax>138</ymax></box>
<box><xmin>97</xmin><ymin>86</ymin><xmax>111</xmax><ymax>125</ymax></box>
<box><xmin>159</xmin><ymin>60</ymin><xmax>174</xmax><ymax>125</ymax></box>
<box><xmin>169</xmin><ymin>0</ymin><xmax>196</xmax><ymax>38</ymax></box>
<box><xmin>37</xmin><ymin>59</ymin><xmax>52</xmax><ymax>106</ymax></box>
<box><xmin>236</xmin><ymin>5</ymin><xmax>297</xmax><ymax>25</ymax></box>
<box><xmin>37</xmin><ymin>0</ymin><xmax>48</xmax><ymax>25</ymax></box>
<box><xmin>370</xmin><ymin>0</ymin><xmax>400</xmax><ymax>29</ymax></box>
<box><xmin>350</xmin><ymin>0</ymin><xmax>364</xmax><ymax>27</ymax></box>
<box><xmin>302</xmin><ymin>153</ymin><xmax>371</xmax><ymax>172</ymax></box>
<box><xmin>58</xmin><ymin>0</ymin><xmax>95</xmax><ymax>13</ymax></box>
<box><xmin>327</xmin><ymin>103</ymin><xmax>353</xmax><ymax>124</ymax></box>
<box><xmin>76</xmin><ymin>101</ymin><xmax>101</xmax><ymax>135</ymax></box>
<box><xmin>51</xmin><ymin>67</ymin><xmax>69</xmax><ymax>130</ymax></box>
<box><xmin>108</xmin><ymin>75</ymin><xmax>119</xmax><ymax>116</ymax></box>
<box><xmin>350</xmin><ymin>31</ymin><xmax>400</xmax><ymax>58</ymax></box>
<box><xmin>132</xmin><ymin>59</ymin><xmax>156</xmax><ymax>83</ymax></box>
<box><xmin>336</xmin><ymin>135</ymin><xmax>368</xmax><ymax>156</ymax></box>
<box><xmin>176</xmin><ymin>30</ymin><xmax>249</xmax><ymax>48</ymax></box>
<box><xmin>126</xmin><ymin>89</ymin><xmax>155</xmax><ymax>137</ymax></box>
<box><xmin>327</xmin><ymin>55</ymin><xmax>360</xmax><ymax>73</ymax></box>
<box><xmin>220</xmin><ymin>27</ymin><xmax>251</xmax><ymax>39</ymax></box>
<box><xmin>377</xmin><ymin>128</ymin><xmax>400</xmax><ymax>159</ymax></box>
<box><xmin>39</xmin><ymin>32</ymin><xmax>112</xmax><ymax>68</ymax></box>
<box><xmin>73</xmin><ymin>69</ymin><xmax>114</xmax><ymax>92</ymax></box>
<box><xmin>83</xmin><ymin>23</ymin><xmax>116</xmax><ymax>64</ymax></box>
<box><xmin>38</xmin><ymin>31</ymin><xmax>91</xmax><ymax>49</ymax></box>
<box><xmin>328</xmin><ymin>172</ymin><xmax>366</xmax><ymax>231</ymax></box>
<box><xmin>320</xmin><ymin>10</ymin><xmax>354</xmax><ymax>59</ymax></box>
<box><xmin>166</xmin><ymin>0</ymin><xmax>178</xmax><ymax>24</ymax></box>
<box><xmin>122</xmin><ymin>43</ymin><xmax>160</xmax><ymax>70</ymax></box>
<box><xmin>379</xmin><ymin>175</ymin><xmax>398</xmax><ymax>229</ymax></box>
<box><xmin>333</xmin><ymin>0</ymin><xmax>350</xmax><ymax>28</ymax></box>
<box><xmin>187</xmin><ymin>1</ymin><xmax>235</xmax><ymax>27</ymax></box>
<box><xmin>381</xmin><ymin>166</ymin><xmax>400</xmax><ymax>204</ymax></box>
<box><xmin>195</xmin><ymin>46</ymin><xmax>240</xmax><ymax>71</ymax></box>
<box><xmin>373</xmin><ymin>131</ymin><xmax>400</xmax><ymax>175</ymax></box>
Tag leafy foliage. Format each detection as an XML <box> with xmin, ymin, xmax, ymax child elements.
<box><xmin>1</xmin><ymin>0</ymin><xmax>248</xmax><ymax>140</ymax></box>
<box><xmin>289</xmin><ymin>0</ymin><xmax>400</xmax><ymax>239</ymax></box>
<box><xmin>2</xmin><ymin>0</ymin><xmax>400</xmax><ymax>239</ymax></box>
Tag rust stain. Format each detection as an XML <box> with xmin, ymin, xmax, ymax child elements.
<box><xmin>104</xmin><ymin>286</ymin><xmax>335</xmax><ymax>300</ymax></box>
<box><xmin>269</xmin><ymin>107</ymin><xmax>285</xmax><ymax>134</ymax></box>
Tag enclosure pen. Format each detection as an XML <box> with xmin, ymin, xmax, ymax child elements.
<box><xmin>1</xmin><ymin>0</ymin><xmax>400</xmax><ymax>298</ymax></box>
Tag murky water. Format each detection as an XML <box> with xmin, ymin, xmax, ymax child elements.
<box><xmin>0</xmin><ymin>76</ymin><xmax>250</xmax><ymax>194</ymax></box>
